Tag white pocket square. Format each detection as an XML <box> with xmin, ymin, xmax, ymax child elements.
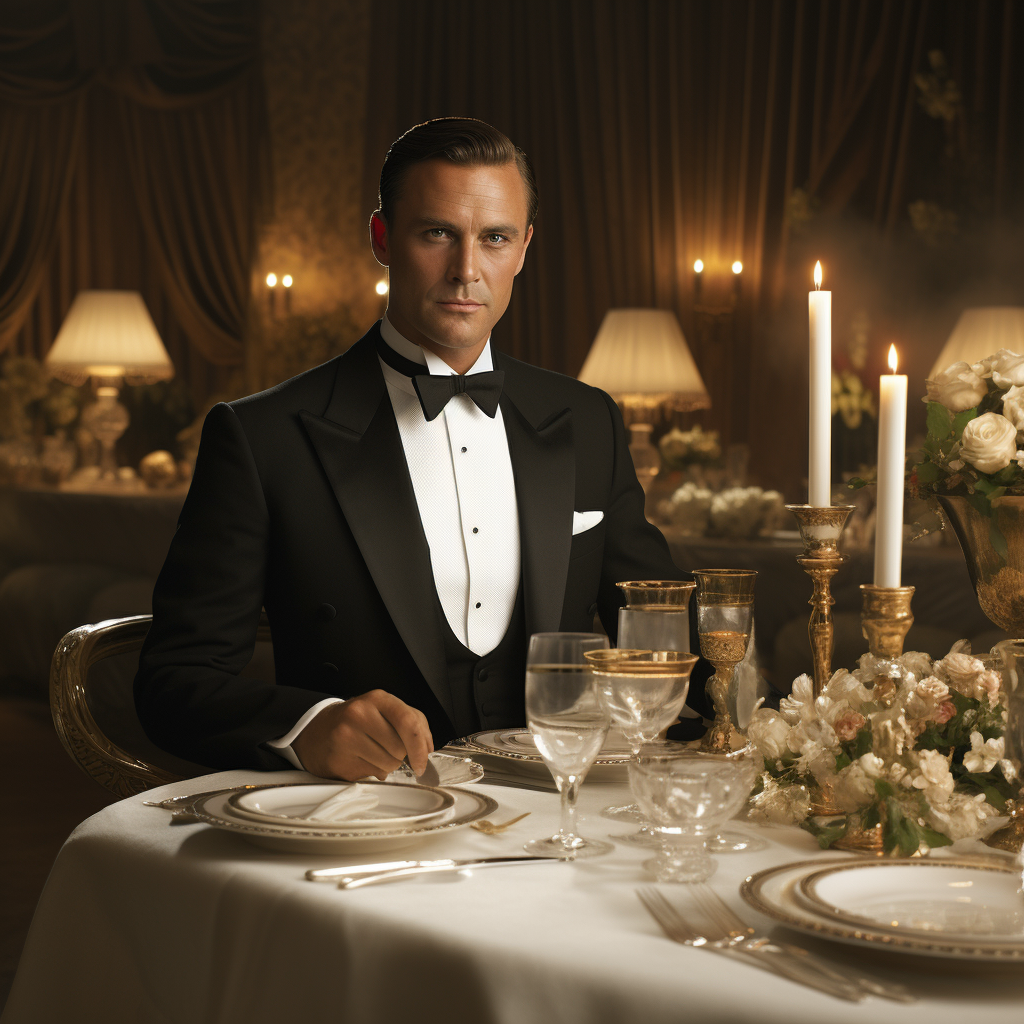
<box><xmin>572</xmin><ymin>510</ymin><xmax>604</xmax><ymax>536</ymax></box>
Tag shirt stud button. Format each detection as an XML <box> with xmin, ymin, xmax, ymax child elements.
<box><xmin>472</xmin><ymin>527</ymin><xmax>479</xmax><ymax>534</ymax></box>
<box><xmin>475</xmin><ymin>602</ymin><xmax>482</xmax><ymax>609</ymax></box>
<box><xmin>461</xmin><ymin>447</ymin><xmax>467</xmax><ymax>453</ymax></box>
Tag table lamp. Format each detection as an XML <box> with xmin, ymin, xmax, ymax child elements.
<box><xmin>928</xmin><ymin>307</ymin><xmax>1024</xmax><ymax>378</ymax></box>
<box><xmin>578</xmin><ymin>309</ymin><xmax>710</xmax><ymax>491</ymax></box>
<box><xmin>46</xmin><ymin>290</ymin><xmax>174</xmax><ymax>479</ymax></box>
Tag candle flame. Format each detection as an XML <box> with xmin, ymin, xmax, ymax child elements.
<box><xmin>282</xmin><ymin>274</ymin><xmax>293</xmax><ymax>288</ymax></box>
<box><xmin>693</xmin><ymin>259</ymin><xmax>704</xmax><ymax>274</ymax></box>
<box><xmin>731</xmin><ymin>260</ymin><xmax>743</xmax><ymax>275</ymax></box>
<box><xmin>266</xmin><ymin>273</ymin><xmax>277</xmax><ymax>288</ymax></box>
<box><xmin>813</xmin><ymin>261</ymin><xmax>822</xmax><ymax>289</ymax></box>
<box><xmin>375</xmin><ymin>280</ymin><xmax>389</xmax><ymax>296</ymax></box>
<box><xmin>888</xmin><ymin>344</ymin><xmax>899</xmax><ymax>373</ymax></box>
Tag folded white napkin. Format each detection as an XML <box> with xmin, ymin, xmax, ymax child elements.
<box><xmin>572</xmin><ymin>510</ymin><xmax>604</xmax><ymax>535</ymax></box>
<box><xmin>305</xmin><ymin>785</ymin><xmax>380</xmax><ymax>822</ymax></box>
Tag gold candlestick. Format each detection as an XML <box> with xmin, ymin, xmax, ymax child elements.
<box><xmin>859</xmin><ymin>584</ymin><xmax>915</xmax><ymax>706</ymax></box>
<box><xmin>785</xmin><ymin>504</ymin><xmax>855</xmax><ymax>697</ymax></box>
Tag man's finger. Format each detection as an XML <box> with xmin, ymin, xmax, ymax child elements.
<box><xmin>375</xmin><ymin>693</ymin><xmax>433</xmax><ymax>775</ymax></box>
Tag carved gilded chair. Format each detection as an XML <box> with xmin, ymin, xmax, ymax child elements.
<box><xmin>50</xmin><ymin>613</ymin><xmax>273</xmax><ymax>798</ymax></box>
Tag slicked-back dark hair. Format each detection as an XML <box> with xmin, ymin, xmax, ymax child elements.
<box><xmin>377</xmin><ymin>117</ymin><xmax>538</xmax><ymax>228</ymax></box>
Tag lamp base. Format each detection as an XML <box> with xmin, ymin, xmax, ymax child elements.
<box><xmin>80</xmin><ymin>385</ymin><xmax>129</xmax><ymax>478</ymax></box>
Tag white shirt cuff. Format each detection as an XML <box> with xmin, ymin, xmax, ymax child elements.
<box><xmin>266</xmin><ymin>698</ymin><xmax>345</xmax><ymax>770</ymax></box>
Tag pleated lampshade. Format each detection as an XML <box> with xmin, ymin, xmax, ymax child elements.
<box><xmin>928</xmin><ymin>307</ymin><xmax>1024</xmax><ymax>378</ymax></box>
<box><xmin>46</xmin><ymin>290</ymin><xmax>174</xmax><ymax>386</ymax></box>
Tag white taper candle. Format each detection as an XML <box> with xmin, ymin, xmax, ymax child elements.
<box><xmin>874</xmin><ymin>345</ymin><xmax>908</xmax><ymax>587</ymax></box>
<box><xmin>808</xmin><ymin>261</ymin><xmax>832</xmax><ymax>507</ymax></box>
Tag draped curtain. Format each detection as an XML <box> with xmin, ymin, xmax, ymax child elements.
<box><xmin>0</xmin><ymin>0</ymin><xmax>269</xmax><ymax>400</ymax></box>
<box><xmin>365</xmin><ymin>0</ymin><xmax>1024</xmax><ymax>494</ymax></box>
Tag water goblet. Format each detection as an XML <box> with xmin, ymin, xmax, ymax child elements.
<box><xmin>630</xmin><ymin>742</ymin><xmax>759</xmax><ymax>883</ymax></box>
<box><xmin>523</xmin><ymin>632</ymin><xmax>612</xmax><ymax>860</ymax></box>
<box><xmin>693</xmin><ymin>569</ymin><xmax>756</xmax><ymax>753</ymax></box>
<box><xmin>617</xmin><ymin>579</ymin><xmax>696</xmax><ymax>610</ymax></box>
<box><xmin>584</xmin><ymin>649</ymin><xmax>698</xmax><ymax>837</ymax></box>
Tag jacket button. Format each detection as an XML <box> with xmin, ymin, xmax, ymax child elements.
<box><xmin>319</xmin><ymin>603</ymin><xmax>337</xmax><ymax>622</ymax></box>
<box><xmin>476</xmin><ymin>668</ymin><xmax>490</xmax><ymax>682</ymax></box>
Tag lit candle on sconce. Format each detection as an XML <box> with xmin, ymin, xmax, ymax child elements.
<box><xmin>266</xmin><ymin>273</ymin><xmax>277</xmax><ymax>316</ymax></box>
<box><xmin>376</xmin><ymin>278</ymin><xmax>389</xmax><ymax>317</ymax></box>
<box><xmin>731</xmin><ymin>260</ymin><xmax>743</xmax><ymax>299</ymax></box>
<box><xmin>693</xmin><ymin>259</ymin><xmax>704</xmax><ymax>300</ymax></box>
<box><xmin>282</xmin><ymin>274</ymin><xmax>293</xmax><ymax>314</ymax></box>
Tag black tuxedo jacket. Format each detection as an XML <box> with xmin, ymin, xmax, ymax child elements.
<box><xmin>135</xmin><ymin>324</ymin><xmax>698</xmax><ymax>769</ymax></box>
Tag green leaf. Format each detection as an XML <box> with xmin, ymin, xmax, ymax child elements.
<box><xmin>862</xmin><ymin>802</ymin><xmax>881</xmax><ymax>830</ymax></box>
<box><xmin>846</xmin><ymin>477</ymin><xmax>868</xmax><ymax>490</ymax></box>
<box><xmin>801</xmin><ymin>817</ymin><xmax>851</xmax><ymax>849</ymax></box>
<box><xmin>951</xmin><ymin>408</ymin><xmax>978</xmax><ymax>435</ymax></box>
<box><xmin>918</xmin><ymin>824</ymin><xmax>954</xmax><ymax>848</ymax></box>
<box><xmin>833</xmin><ymin>751</ymin><xmax>851</xmax><ymax>772</ymax></box>
<box><xmin>852</xmin><ymin>726</ymin><xmax>873</xmax><ymax>759</ymax></box>
<box><xmin>914</xmin><ymin>462</ymin><xmax>942</xmax><ymax>485</ymax></box>
<box><xmin>926</xmin><ymin>402</ymin><xmax>953</xmax><ymax>439</ymax></box>
<box><xmin>873</xmin><ymin>779</ymin><xmax>896</xmax><ymax>799</ymax></box>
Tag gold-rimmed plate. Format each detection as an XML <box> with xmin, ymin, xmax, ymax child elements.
<box><xmin>741</xmin><ymin>857</ymin><xmax>1024</xmax><ymax>962</ymax></box>
<box><xmin>175</xmin><ymin>784</ymin><xmax>499</xmax><ymax>855</ymax></box>
<box><xmin>228</xmin><ymin>782</ymin><xmax>455</xmax><ymax>830</ymax></box>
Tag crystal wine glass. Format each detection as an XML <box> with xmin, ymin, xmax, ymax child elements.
<box><xmin>631</xmin><ymin>741</ymin><xmax>758</xmax><ymax>882</ymax></box>
<box><xmin>584</xmin><ymin>649</ymin><xmax>698</xmax><ymax>841</ymax></box>
<box><xmin>523</xmin><ymin>632</ymin><xmax>612</xmax><ymax>860</ymax></box>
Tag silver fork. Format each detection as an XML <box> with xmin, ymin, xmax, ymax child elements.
<box><xmin>636</xmin><ymin>887</ymin><xmax>864</xmax><ymax>1002</ymax></box>
<box><xmin>691</xmin><ymin>885</ymin><xmax>915</xmax><ymax>1004</ymax></box>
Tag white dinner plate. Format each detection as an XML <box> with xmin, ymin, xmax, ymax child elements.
<box><xmin>450</xmin><ymin>728</ymin><xmax>630</xmax><ymax>782</ymax></box>
<box><xmin>180</xmin><ymin>784</ymin><xmax>499</xmax><ymax>855</ymax></box>
<box><xmin>228</xmin><ymin>782</ymin><xmax>454</xmax><ymax>830</ymax></box>
<box><xmin>741</xmin><ymin>857</ymin><xmax>1024</xmax><ymax>962</ymax></box>
<box><xmin>797</xmin><ymin>860</ymin><xmax>1024</xmax><ymax>944</ymax></box>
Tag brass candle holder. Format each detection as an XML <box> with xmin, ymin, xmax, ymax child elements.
<box><xmin>785</xmin><ymin>504</ymin><xmax>855</xmax><ymax>697</ymax></box>
<box><xmin>859</xmin><ymin>584</ymin><xmax>915</xmax><ymax>706</ymax></box>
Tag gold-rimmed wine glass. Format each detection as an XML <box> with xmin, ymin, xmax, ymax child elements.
<box><xmin>693</xmin><ymin>569</ymin><xmax>756</xmax><ymax>753</ymax></box>
<box><xmin>585</xmin><ymin>649</ymin><xmax>698</xmax><ymax>842</ymax></box>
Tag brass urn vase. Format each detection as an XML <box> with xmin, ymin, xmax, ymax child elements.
<box><xmin>937</xmin><ymin>494</ymin><xmax>1024</xmax><ymax>635</ymax></box>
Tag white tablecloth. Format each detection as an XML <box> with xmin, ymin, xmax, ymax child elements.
<box><xmin>5</xmin><ymin>769</ymin><xmax>1024</xmax><ymax>1024</ymax></box>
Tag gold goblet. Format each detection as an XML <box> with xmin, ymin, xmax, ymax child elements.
<box><xmin>693</xmin><ymin>569</ymin><xmax>756</xmax><ymax>753</ymax></box>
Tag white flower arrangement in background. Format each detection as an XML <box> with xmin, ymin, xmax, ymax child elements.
<box><xmin>746</xmin><ymin>645</ymin><xmax>1018</xmax><ymax>854</ymax></box>
<box><xmin>660</xmin><ymin>483</ymin><xmax>785</xmax><ymax>539</ymax></box>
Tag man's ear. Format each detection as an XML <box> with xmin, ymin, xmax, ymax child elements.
<box><xmin>369</xmin><ymin>212</ymin><xmax>389</xmax><ymax>265</ymax></box>
<box><xmin>514</xmin><ymin>224</ymin><xmax>534</xmax><ymax>276</ymax></box>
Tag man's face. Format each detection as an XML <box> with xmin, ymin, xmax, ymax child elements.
<box><xmin>370</xmin><ymin>159</ymin><xmax>533</xmax><ymax>369</ymax></box>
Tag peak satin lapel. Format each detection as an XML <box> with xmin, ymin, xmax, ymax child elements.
<box><xmin>501</xmin><ymin>397</ymin><xmax>575</xmax><ymax>637</ymax></box>
<box><xmin>298</xmin><ymin>390</ymin><xmax>454</xmax><ymax>725</ymax></box>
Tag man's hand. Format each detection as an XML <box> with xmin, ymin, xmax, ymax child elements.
<box><xmin>292</xmin><ymin>690</ymin><xmax>433</xmax><ymax>781</ymax></box>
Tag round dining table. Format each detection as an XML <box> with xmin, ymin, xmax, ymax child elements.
<box><xmin>4</xmin><ymin>767</ymin><xmax>1023</xmax><ymax>1024</ymax></box>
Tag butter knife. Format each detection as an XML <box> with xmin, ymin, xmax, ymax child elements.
<box><xmin>306</xmin><ymin>856</ymin><xmax>557</xmax><ymax>888</ymax></box>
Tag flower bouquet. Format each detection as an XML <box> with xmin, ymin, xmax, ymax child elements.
<box><xmin>658</xmin><ymin>424</ymin><xmax>721</xmax><ymax>471</ymax></box>
<box><xmin>910</xmin><ymin>349</ymin><xmax>1024</xmax><ymax>634</ymax></box>
<box><xmin>746</xmin><ymin>647</ymin><xmax>1018</xmax><ymax>855</ymax></box>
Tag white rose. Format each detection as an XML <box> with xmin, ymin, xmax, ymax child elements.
<box><xmin>899</xmin><ymin>650</ymin><xmax>933</xmax><ymax>680</ymax></box>
<box><xmin>936</xmin><ymin>651</ymin><xmax>985</xmax><ymax>695</ymax></box>
<box><xmin>915</xmin><ymin>675</ymin><xmax>949</xmax><ymax>704</ymax></box>
<box><xmin>927</xmin><ymin>791</ymin><xmax>999</xmax><ymax>841</ymax></box>
<box><xmin>746</xmin><ymin>709</ymin><xmax>792</xmax><ymax>762</ymax></box>
<box><xmin>972</xmin><ymin>669</ymin><xmax>1002</xmax><ymax>706</ymax></box>
<box><xmin>962</xmin><ymin>730</ymin><xmax>1016</xmax><ymax>779</ymax></box>
<box><xmin>912</xmin><ymin>748</ymin><xmax>955</xmax><ymax>804</ymax></box>
<box><xmin>925</xmin><ymin>361</ymin><xmax>987</xmax><ymax>411</ymax></box>
<box><xmin>974</xmin><ymin>349</ymin><xmax>1024</xmax><ymax>388</ymax></box>
<box><xmin>1003</xmin><ymin>385</ymin><xmax>1024</xmax><ymax>432</ymax></box>
<box><xmin>959</xmin><ymin>412</ymin><xmax>1018</xmax><ymax>473</ymax></box>
<box><xmin>779</xmin><ymin>674</ymin><xmax>815</xmax><ymax>723</ymax></box>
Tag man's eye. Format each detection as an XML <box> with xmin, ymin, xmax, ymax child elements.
<box><xmin>486</xmin><ymin>234</ymin><xmax>508</xmax><ymax>244</ymax></box>
<box><xmin>427</xmin><ymin>228</ymin><xmax>447</xmax><ymax>238</ymax></box>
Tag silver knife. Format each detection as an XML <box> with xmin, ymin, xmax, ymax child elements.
<box><xmin>306</xmin><ymin>856</ymin><xmax>557</xmax><ymax>888</ymax></box>
<box><xmin>401</xmin><ymin>756</ymin><xmax>442</xmax><ymax>788</ymax></box>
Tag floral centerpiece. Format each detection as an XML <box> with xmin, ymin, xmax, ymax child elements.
<box><xmin>658</xmin><ymin>424</ymin><xmax>721</xmax><ymax>471</ymax></box>
<box><xmin>909</xmin><ymin>348</ymin><xmax>1024</xmax><ymax>634</ymax></box>
<box><xmin>658</xmin><ymin>484</ymin><xmax>785</xmax><ymax>538</ymax></box>
<box><xmin>746</xmin><ymin>646</ymin><xmax>1018</xmax><ymax>855</ymax></box>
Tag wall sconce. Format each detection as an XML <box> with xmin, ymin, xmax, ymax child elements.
<box><xmin>266</xmin><ymin>273</ymin><xmax>277</xmax><ymax>316</ymax></box>
<box><xmin>731</xmin><ymin>260</ymin><xmax>743</xmax><ymax>299</ymax></box>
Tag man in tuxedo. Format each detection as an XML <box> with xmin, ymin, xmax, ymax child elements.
<box><xmin>135</xmin><ymin>117</ymin><xmax>703</xmax><ymax>781</ymax></box>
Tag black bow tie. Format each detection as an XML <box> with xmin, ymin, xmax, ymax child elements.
<box><xmin>376</xmin><ymin>334</ymin><xmax>504</xmax><ymax>422</ymax></box>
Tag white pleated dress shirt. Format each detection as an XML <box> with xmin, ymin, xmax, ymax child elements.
<box><xmin>268</xmin><ymin>316</ymin><xmax>521</xmax><ymax>767</ymax></box>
